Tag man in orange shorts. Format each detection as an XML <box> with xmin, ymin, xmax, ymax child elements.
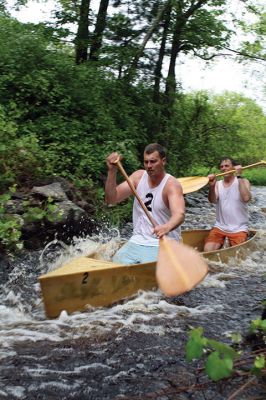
<box><xmin>204</xmin><ymin>157</ymin><xmax>251</xmax><ymax>251</ymax></box>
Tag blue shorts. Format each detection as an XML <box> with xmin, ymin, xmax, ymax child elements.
<box><xmin>113</xmin><ymin>241</ymin><xmax>159</xmax><ymax>264</ymax></box>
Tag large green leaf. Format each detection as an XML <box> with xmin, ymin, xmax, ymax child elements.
<box><xmin>185</xmin><ymin>327</ymin><xmax>207</xmax><ymax>362</ymax></box>
<box><xmin>205</xmin><ymin>351</ymin><xmax>233</xmax><ymax>381</ymax></box>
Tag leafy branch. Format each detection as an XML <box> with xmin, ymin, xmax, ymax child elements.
<box><xmin>185</xmin><ymin>317</ymin><xmax>266</xmax><ymax>391</ymax></box>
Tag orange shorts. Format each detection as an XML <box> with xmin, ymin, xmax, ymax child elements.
<box><xmin>205</xmin><ymin>227</ymin><xmax>248</xmax><ymax>247</ymax></box>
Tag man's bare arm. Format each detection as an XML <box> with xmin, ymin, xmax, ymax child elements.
<box><xmin>153</xmin><ymin>180</ymin><xmax>185</xmax><ymax>238</ymax></box>
<box><xmin>207</xmin><ymin>174</ymin><xmax>217</xmax><ymax>204</ymax></box>
<box><xmin>105</xmin><ymin>153</ymin><xmax>144</xmax><ymax>204</ymax></box>
<box><xmin>234</xmin><ymin>165</ymin><xmax>251</xmax><ymax>203</ymax></box>
<box><xmin>238</xmin><ymin>178</ymin><xmax>251</xmax><ymax>202</ymax></box>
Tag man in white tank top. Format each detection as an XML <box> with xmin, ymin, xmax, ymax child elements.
<box><xmin>204</xmin><ymin>157</ymin><xmax>251</xmax><ymax>252</ymax></box>
<box><xmin>105</xmin><ymin>143</ymin><xmax>185</xmax><ymax>264</ymax></box>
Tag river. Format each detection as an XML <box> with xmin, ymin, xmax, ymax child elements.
<box><xmin>1</xmin><ymin>186</ymin><xmax>266</xmax><ymax>399</ymax></box>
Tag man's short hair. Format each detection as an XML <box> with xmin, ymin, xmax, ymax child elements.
<box><xmin>144</xmin><ymin>143</ymin><xmax>166</xmax><ymax>159</ymax></box>
<box><xmin>219</xmin><ymin>157</ymin><xmax>237</xmax><ymax>167</ymax></box>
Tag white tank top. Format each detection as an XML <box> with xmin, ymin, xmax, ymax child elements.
<box><xmin>130</xmin><ymin>171</ymin><xmax>181</xmax><ymax>246</ymax></box>
<box><xmin>214</xmin><ymin>178</ymin><xmax>249</xmax><ymax>233</ymax></box>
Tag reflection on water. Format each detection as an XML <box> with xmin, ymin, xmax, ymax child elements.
<box><xmin>0</xmin><ymin>186</ymin><xmax>266</xmax><ymax>399</ymax></box>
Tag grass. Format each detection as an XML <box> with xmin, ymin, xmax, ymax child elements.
<box><xmin>243</xmin><ymin>169</ymin><xmax>266</xmax><ymax>185</ymax></box>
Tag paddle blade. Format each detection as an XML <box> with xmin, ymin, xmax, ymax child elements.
<box><xmin>177</xmin><ymin>176</ymin><xmax>209</xmax><ymax>194</ymax></box>
<box><xmin>156</xmin><ymin>238</ymin><xmax>208</xmax><ymax>296</ymax></box>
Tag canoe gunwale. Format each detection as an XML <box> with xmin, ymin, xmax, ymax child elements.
<box><xmin>38</xmin><ymin>228</ymin><xmax>258</xmax><ymax>318</ymax></box>
<box><xmin>39</xmin><ymin>229</ymin><xmax>257</xmax><ymax>278</ymax></box>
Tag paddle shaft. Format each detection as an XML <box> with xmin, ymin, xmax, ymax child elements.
<box><xmin>115</xmin><ymin>159</ymin><xmax>193</xmax><ymax>288</ymax></box>
<box><xmin>216</xmin><ymin>160</ymin><xmax>266</xmax><ymax>178</ymax></box>
<box><xmin>115</xmin><ymin>160</ymin><xmax>157</xmax><ymax>228</ymax></box>
<box><xmin>114</xmin><ymin>159</ymin><xmax>209</xmax><ymax>295</ymax></box>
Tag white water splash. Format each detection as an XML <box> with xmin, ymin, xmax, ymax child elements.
<box><xmin>0</xmin><ymin>186</ymin><xmax>266</xmax><ymax>392</ymax></box>
<box><xmin>39</xmin><ymin>229</ymin><xmax>122</xmax><ymax>273</ymax></box>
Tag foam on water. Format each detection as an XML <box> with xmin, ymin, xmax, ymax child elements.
<box><xmin>1</xmin><ymin>186</ymin><xmax>266</xmax><ymax>399</ymax></box>
<box><xmin>25</xmin><ymin>362</ymin><xmax>112</xmax><ymax>376</ymax></box>
<box><xmin>0</xmin><ymin>277</ymin><xmax>229</xmax><ymax>353</ymax></box>
<box><xmin>37</xmin><ymin>381</ymin><xmax>81</xmax><ymax>390</ymax></box>
<box><xmin>39</xmin><ymin>229</ymin><xmax>122</xmax><ymax>273</ymax></box>
<box><xmin>1</xmin><ymin>228</ymin><xmax>266</xmax><ymax>347</ymax></box>
<box><xmin>2</xmin><ymin>386</ymin><xmax>25</xmax><ymax>399</ymax></box>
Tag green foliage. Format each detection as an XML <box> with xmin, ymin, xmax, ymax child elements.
<box><xmin>0</xmin><ymin>190</ymin><xmax>23</xmax><ymax>250</ymax></box>
<box><xmin>0</xmin><ymin>12</ymin><xmax>265</xmax><ymax>237</ymax></box>
<box><xmin>184</xmin><ymin>164</ymin><xmax>266</xmax><ymax>186</ymax></box>
<box><xmin>101</xmin><ymin>198</ymin><xmax>134</xmax><ymax>228</ymax></box>
<box><xmin>0</xmin><ymin>187</ymin><xmax>63</xmax><ymax>250</ymax></box>
<box><xmin>0</xmin><ymin>105</ymin><xmax>44</xmax><ymax>190</ymax></box>
<box><xmin>0</xmin><ymin>15</ymin><xmax>151</xmax><ymax>190</ymax></box>
<box><xmin>186</xmin><ymin>327</ymin><xmax>239</xmax><ymax>382</ymax></box>
<box><xmin>229</xmin><ymin>332</ymin><xmax>242</xmax><ymax>344</ymax></box>
<box><xmin>243</xmin><ymin>169</ymin><xmax>266</xmax><ymax>185</ymax></box>
<box><xmin>0</xmin><ymin>216</ymin><xmax>23</xmax><ymax>249</ymax></box>
<box><xmin>185</xmin><ymin>327</ymin><xmax>207</xmax><ymax>361</ymax></box>
<box><xmin>205</xmin><ymin>351</ymin><xmax>233</xmax><ymax>382</ymax></box>
<box><xmin>250</xmin><ymin>318</ymin><xmax>266</xmax><ymax>333</ymax></box>
<box><xmin>179</xmin><ymin>3</ymin><xmax>232</xmax><ymax>58</ymax></box>
<box><xmin>252</xmin><ymin>354</ymin><xmax>265</xmax><ymax>376</ymax></box>
<box><xmin>104</xmin><ymin>12</ymin><xmax>142</xmax><ymax>75</ymax></box>
<box><xmin>166</xmin><ymin>91</ymin><xmax>266</xmax><ymax>177</ymax></box>
<box><xmin>249</xmin><ymin>318</ymin><xmax>266</xmax><ymax>376</ymax></box>
<box><xmin>23</xmin><ymin>198</ymin><xmax>63</xmax><ymax>224</ymax></box>
<box><xmin>239</xmin><ymin>11</ymin><xmax>266</xmax><ymax>60</ymax></box>
<box><xmin>186</xmin><ymin>316</ymin><xmax>266</xmax><ymax>382</ymax></box>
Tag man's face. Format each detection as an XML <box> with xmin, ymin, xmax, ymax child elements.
<box><xmin>143</xmin><ymin>151</ymin><xmax>165</xmax><ymax>176</ymax></box>
<box><xmin>219</xmin><ymin>159</ymin><xmax>234</xmax><ymax>176</ymax></box>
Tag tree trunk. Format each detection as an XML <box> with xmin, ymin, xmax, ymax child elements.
<box><xmin>75</xmin><ymin>0</ymin><xmax>91</xmax><ymax>64</ymax></box>
<box><xmin>164</xmin><ymin>16</ymin><xmax>183</xmax><ymax>115</ymax></box>
<box><xmin>153</xmin><ymin>1</ymin><xmax>172</xmax><ymax>105</ymax></box>
<box><xmin>164</xmin><ymin>0</ymin><xmax>207</xmax><ymax>115</ymax></box>
<box><xmin>126</xmin><ymin>1</ymin><xmax>170</xmax><ymax>81</ymax></box>
<box><xmin>89</xmin><ymin>0</ymin><xmax>110</xmax><ymax>61</ymax></box>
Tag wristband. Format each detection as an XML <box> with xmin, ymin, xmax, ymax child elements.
<box><xmin>237</xmin><ymin>176</ymin><xmax>243</xmax><ymax>179</ymax></box>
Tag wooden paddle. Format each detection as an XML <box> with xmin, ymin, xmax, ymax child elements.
<box><xmin>177</xmin><ymin>160</ymin><xmax>266</xmax><ymax>194</ymax></box>
<box><xmin>114</xmin><ymin>159</ymin><xmax>208</xmax><ymax>296</ymax></box>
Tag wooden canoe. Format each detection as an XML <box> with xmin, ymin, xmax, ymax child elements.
<box><xmin>182</xmin><ymin>228</ymin><xmax>257</xmax><ymax>263</ymax></box>
<box><xmin>39</xmin><ymin>229</ymin><xmax>257</xmax><ymax>318</ymax></box>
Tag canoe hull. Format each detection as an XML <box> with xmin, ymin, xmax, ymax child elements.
<box><xmin>39</xmin><ymin>229</ymin><xmax>257</xmax><ymax>318</ymax></box>
<box><xmin>39</xmin><ymin>258</ymin><xmax>157</xmax><ymax>318</ymax></box>
<box><xmin>182</xmin><ymin>229</ymin><xmax>257</xmax><ymax>263</ymax></box>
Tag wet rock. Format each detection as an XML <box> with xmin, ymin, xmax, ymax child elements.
<box><xmin>2</xmin><ymin>176</ymin><xmax>100</xmax><ymax>251</ymax></box>
<box><xmin>4</xmin><ymin>199</ymin><xmax>26</xmax><ymax>214</ymax></box>
<box><xmin>31</xmin><ymin>182</ymin><xmax>68</xmax><ymax>201</ymax></box>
